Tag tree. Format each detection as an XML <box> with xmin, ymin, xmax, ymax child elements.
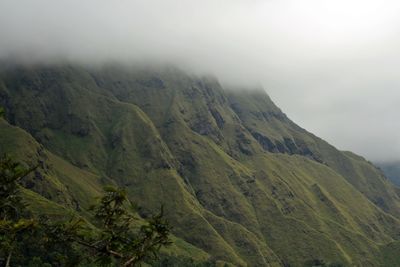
<box><xmin>0</xmin><ymin>153</ymin><xmax>171</xmax><ymax>266</ymax></box>
<box><xmin>0</xmin><ymin>155</ymin><xmax>37</xmax><ymax>267</ymax></box>
<box><xmin>72</xmin><ymin>186</ymin><xmax>171</xmax><ymax>266</ymax></box>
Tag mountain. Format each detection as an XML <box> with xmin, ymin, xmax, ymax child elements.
<box><xmin>1</xmin><ymin>63</ymin><xmax>400</xmax><ymax>266</ymax></box>
<box><xmin>376</xmin><ymin>162</ymin><xmax>400</xmax><ymax>187</ymax></box>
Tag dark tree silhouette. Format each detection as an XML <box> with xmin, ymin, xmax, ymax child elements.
<box><xmin>0</xmin><ymin>152</ymin><xmax>171</xmax><ymax>266</ymax></box>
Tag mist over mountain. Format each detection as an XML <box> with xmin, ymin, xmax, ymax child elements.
<box><xmin>1</xmin><ymin>1</ymin><xmax>400</xmax><ymax>266</ymax></box>
<box><xmin>1</xmin><ymin>0</ymin><xmax>400</xmax><ymax>162</ymax></box>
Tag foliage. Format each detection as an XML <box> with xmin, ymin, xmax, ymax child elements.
<box><xmin>72</xmin><ymin>186</ymin><xmax>171</xmax><ymax>266</ymax></box>
<box><xmin>0</xmin><ymin>154</ymin><xmax>171</xmax><ymax>266</ymax></box>
<box><xmin>0</xmin><ymin>155</ymin><xmax>29</xmax><ymax>220</ymax></box>
<box><xmin>0</xmin><ymin>154</ymin><xmax>37</xmax><ymax>266</ymax></box>
<box><xmin>0</xmin><ymin>154</ymin><xmax>79</xmax><ymax>266</ymax></box>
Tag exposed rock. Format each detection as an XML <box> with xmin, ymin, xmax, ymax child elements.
<box><xmin>209</xmin><ymin>108</ymin><xmax>225</xmax><ymax>129</ymax></box>
<box><xmin>137</xmin><ymin>77</ymin><xmax>165</xmax><ymax>89</ymax></box>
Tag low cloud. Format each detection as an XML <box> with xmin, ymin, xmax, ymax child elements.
<box><xmin>1</xmin><ymin>0</ymin><xmax>399</xmax><ymax>161</ymax></box>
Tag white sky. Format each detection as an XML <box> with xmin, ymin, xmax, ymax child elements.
<box><xmin>0</xmin><ymin>0</ymin><xmax>399</xmax><ymax>161</ymax></box>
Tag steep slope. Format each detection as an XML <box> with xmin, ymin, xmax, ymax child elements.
<box><xmin>0</xmin><ymin>117</ymin><xmax>213</xmax><ymax>265</ymax></box>
<box><xmin>224</xmin><ymin>90</ymin><xmax>400</xmax><ymax>217</ymax></box>
<box><xmin>1</xmin><ymin>64</ymin><xmax>400</xmax><ymax>266</ymax></box>
<box><xmin>0</xmin><ymin>117</ymin><xmax>103</xmax><ymax>210</ymax></box>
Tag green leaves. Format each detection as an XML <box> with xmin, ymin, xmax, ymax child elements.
<box><xmin>0</xmin><ymin>155</ymin><xmax>39</xmax><ymax>266</ymax></box>
<box><xmin>0</xmin><ymin>107</ymin><xmax>4</xmax><ymax>118</ymax></box>
<box><xmin>0</xmin><ymin>154</ymin><xmax>171</xmax><ymax>266</ymax></box>
<box><xmin>0</xmin><ymin>154</ymin><xmax>37</xmax><ymax>221</ymax></box>
<box><xmin>84</xmin><ymin>186</ymin><xmax>171</xmax><ymax>266</ymax></box>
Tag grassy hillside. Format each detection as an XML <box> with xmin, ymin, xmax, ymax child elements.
<box><xmin>0</xmin><ymin>117</ymin><xmax>214</xmax><ymax>265</ymax></box>
<box><xmin>1</xmin><ymin>64</ymin><xmax>400</xmax><ymax>266</ymax></box>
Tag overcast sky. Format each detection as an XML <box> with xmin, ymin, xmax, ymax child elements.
<box><xmin>0</xmin><ymin>0</ymin><xmax>399</xmax><ymax>162</ymax></box>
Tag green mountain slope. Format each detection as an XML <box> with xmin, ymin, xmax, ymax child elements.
<box><xmin>0</xmin><ymin>116</ymin><xmax>213</xmax><ymax>265</ymax></box>
<box><xmin>1</xmin><ymin>64</ymin><xmax>400</xmax><ymax>266</ymax></box>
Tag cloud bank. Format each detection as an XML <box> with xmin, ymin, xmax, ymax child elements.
<box><xmin>1</xmin><ymin>0</ymin><xmax>400</xmax><ymax>161</ymax></box>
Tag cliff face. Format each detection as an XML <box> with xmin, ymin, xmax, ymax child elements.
<box><xmin>1</xmin><ymin>64</ymin><xmax>400</xmax><ymax>266</ymax></box>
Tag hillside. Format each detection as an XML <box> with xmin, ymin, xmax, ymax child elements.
<box><xmin>1</xmin><ymin>63</ymin><xmax>400</xmax><ymax>266</ymax></box>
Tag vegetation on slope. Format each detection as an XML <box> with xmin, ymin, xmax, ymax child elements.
<box><xmin>0</xmin><ymin>152</ymin><xmax>171</xmax><ymax>266</ymax></box>
<box><xmin>1</xmin><ymin>64</ymin><xmax>400</xmax><ymax>266</ymax></box>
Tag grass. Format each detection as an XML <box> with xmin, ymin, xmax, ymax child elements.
<box><xmin>1</xmin><ymin>64</ymin><xmax>400</xmax><ymax>266</ymax></box>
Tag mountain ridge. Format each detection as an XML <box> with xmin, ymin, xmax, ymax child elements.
<box><xmin>1</xmin><ymin>64</ymin><xmax>400</xmax><ymax>266</ymax></box>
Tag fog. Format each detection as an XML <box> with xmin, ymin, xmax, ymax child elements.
<box><xmin>0</xmin><ymin>0</ymin><xmax>399</xmax><ymax>162</ymax></box>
